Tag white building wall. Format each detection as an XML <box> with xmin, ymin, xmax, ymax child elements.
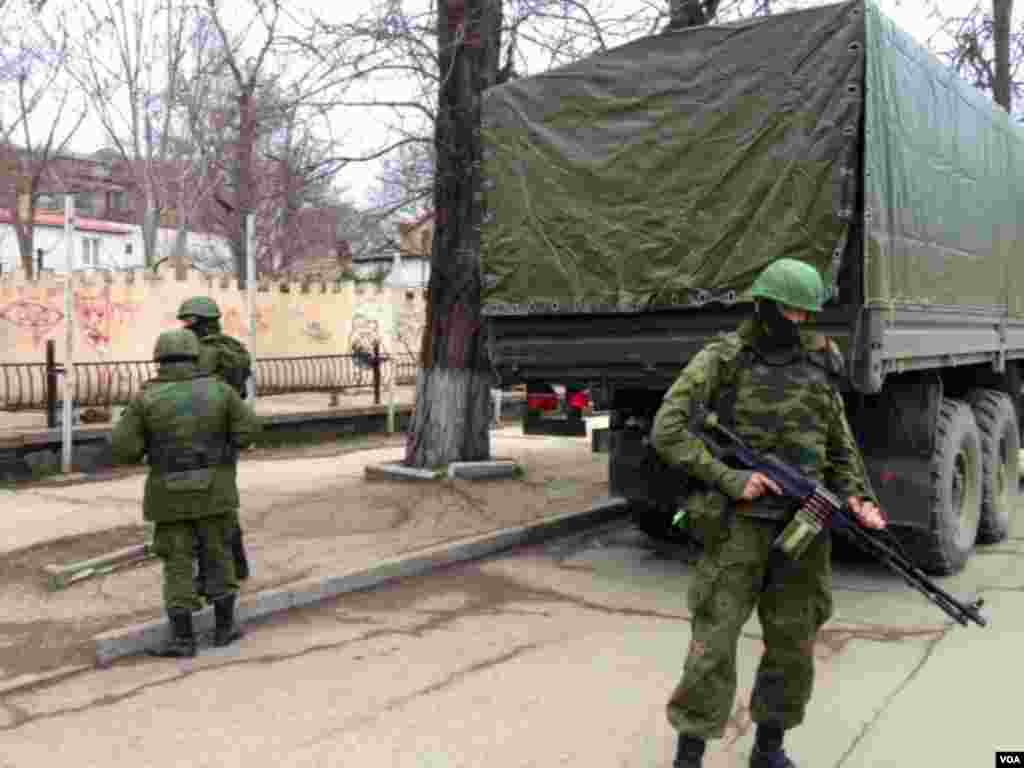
<box><xmin>384</xmin><ymin>256</ymin><xmax>430</xmax><ymax>290</ymax></box>
<box><xmin>352</xmin><ymin>256</ymin><xmax>429</xmax><ymax>289</ymax></box>
<box><xmin>0</xmin><ymin>222</ymin><xmax>232</xmax><ymax>275</ymax></box>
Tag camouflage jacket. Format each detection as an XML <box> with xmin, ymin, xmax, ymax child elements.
<box><xmin>651</xmin><ymin>318</ymin><xmax>875</xmax><ymax>527</ymax></box>
<box><xmin>111</xmin><ymin>363</ymin><xmax>261</xmax><ymax>523</ymax></box>
<box><xmin>198</xmin><ymin>333</ymin><xmax>252</xmax><ymax>397</ymax></box>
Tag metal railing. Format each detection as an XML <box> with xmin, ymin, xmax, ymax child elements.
<box><xmin>0</xmin><ymin>339</ymin><xmax>420</xmax><ymax>421</ymax></box>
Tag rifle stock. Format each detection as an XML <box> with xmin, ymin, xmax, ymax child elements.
<box><xmin>695</xmin><ymin>411</ymin><xmax>987</xmax><ymax>628</ymax></box>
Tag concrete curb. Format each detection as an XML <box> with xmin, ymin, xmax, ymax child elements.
<box><xmin>93</xmin><ymin>497</ymin><xmax>628</xmax><ymax>667</ymax></box>
<box><xmin>364</xmin><ymin>463</ymin><xmax>446</xmax><ymax>481</ymax></box>
<box><xmin>447</xmin><ymin>460</ymin><xmax>520</xmax><ymax>480</ymax></box>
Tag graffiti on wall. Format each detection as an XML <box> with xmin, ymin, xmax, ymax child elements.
<box><xmin>0</xmin><ymin>286</ymin><xmax>139</xmax><ymax>352</ymax></box>
<box><xmin>0</xmin><ymin>298</ymin><xmax>64</xmax><ymax>346</ymax></box>
<box><xmin>0</xmin><ymin>267</ymin><xmax>423</xmax><ymax>366</ymax></box>
<box><xmin>221</xmin><ymin>306</ymin><xmax>270</xmax><ymax>339</ymax></box>
<box><xmin>349</xmin><ymin>313</ymin><xmax>384</xmax><ymax>359</ymax></box>
<box><xmin>75</xmin><ymin>289</ymin><xmax>140</xmax><ymax>354</ymax></box>
<box><xmin>395</xmin><ymin>302</ymin><xmax>426</xmax><ymax>360</ymax></box>
<box><xmin>288</xmin><ymin>304</ymin><xmax>333</xmax><ymax>343</ymax></box>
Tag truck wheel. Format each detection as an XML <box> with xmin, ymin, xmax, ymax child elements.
<box><xmin>905</xmin><ymin>399</ymin><xmax>982</xmax><ymax>575</ymax></box>
<box><xmin>967</xmin><ymin>389</ymin><xmax>1019</xmax><ymax>543</ymax></box>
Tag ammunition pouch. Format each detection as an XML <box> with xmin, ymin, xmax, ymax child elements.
<box><xmin>163</xmin><ymin>467</ymin><xmax>215</xmax><ymax>492</ymax></box>
<box><xmin>226</xmin><ymin>367</ymin><xmax>250</xmax><ymax>399</ymax></box>
<box><xmin>150</xmin><ymin>440</ymin><xmax>229</xmax><ymax>491</ymax></box>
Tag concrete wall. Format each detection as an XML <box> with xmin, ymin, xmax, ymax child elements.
<box><xmin>0</xmin><ymin>263</ymin><xmax>427</xmax><ymax>366</ymax></box>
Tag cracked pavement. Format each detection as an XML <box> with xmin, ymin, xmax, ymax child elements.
<box><xmin>0</xmin><ymin>517</ymin><xmax>1021</xmax><ymax>766</ymax></box>
<box><xmin>0</xmin><ymin>427</ymin><xmax>1022</xmax><ymax>766</ymax></box>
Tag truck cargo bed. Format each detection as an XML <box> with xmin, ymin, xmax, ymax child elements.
<box><xmin>487</xmin><ymin>305</ymin><xmax>857</xmax><ymax>390</ymax></box>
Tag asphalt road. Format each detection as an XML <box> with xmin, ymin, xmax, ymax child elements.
<box><xmin>2</xmin><ymin>514</ymin><xmax>1020</xmax><ymax>768</ymax></box>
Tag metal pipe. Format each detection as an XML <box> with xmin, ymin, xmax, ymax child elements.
<box><xmin>61</xmin><ymin>195</ymin><xmax>75</xmax><ymax>473</ymax></box>
<box><xmin>246</xmin><ymin>213</ymin><xmax>257</xmax><ymax>403</ymax></box>
<box><xmin>46</xmin><ymin>340</ymin><xmax>57</xmax><ymax>428</ymax></box>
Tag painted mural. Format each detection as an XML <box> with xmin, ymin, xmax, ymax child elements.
<box><xmin>0</xmin><ymin>266</ymin><xmax>426</xmax><ymax>366</ymax></box>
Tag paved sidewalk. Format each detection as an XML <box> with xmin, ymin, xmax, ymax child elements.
<box><xmin>0</xmin><ymin>420</ymin><xmax>610</xmax><ymax>688</ymax></box>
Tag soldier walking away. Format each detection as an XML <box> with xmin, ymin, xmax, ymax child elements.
<box><xmin>177</xmin><ymin>296</ymin><xmax>254</xmax><ymax>585</ymax></box>
<box><xmin>111</xmin><ymin>329</ymin><xmax>260</xmax><ymax>656</ymax></box>
<box><xmin>651</xmin><ymin>259</ymin><xmax>886</xmax><ymax>768</ymax></box>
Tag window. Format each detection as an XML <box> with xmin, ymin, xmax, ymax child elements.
<box><xmin>108</xmin><ymin>190</ymin><xmax>129</xmax><ymax>210</ymax></box>
<box><xmin>35</xmin><ymin>193</ymin><xmax>61</xmax><ymax>211</ymax></box>
<box><xmin>74</xmin><ymin>192</ymin><xmax>96</xmax><ymax>216</ymax></box>
<box><xmin>81</xmin><ymin>236</ymin><xmax>101</xmax><ymax>267</ymax></box>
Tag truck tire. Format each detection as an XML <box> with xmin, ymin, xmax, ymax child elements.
<box><xmin>904</xmin><ymin>399</ymin><xmax>983</xmax><ymax>575</ymax></box>
<box><xmin>967</xmin><ymin>389</ymin><xmax>1019</xmax><ymax>543</ymax></box>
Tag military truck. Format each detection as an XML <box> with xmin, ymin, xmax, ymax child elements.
<box><xmin>480</xmin><ymin>0</ymin><xmax>1024</xmax><ymax>574</ymax></box>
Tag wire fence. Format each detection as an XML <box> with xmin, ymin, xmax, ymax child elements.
<box><xmin>0</xmin><ymin>340</ymin><xmax>419</xmax><ymax>419</ymax></box>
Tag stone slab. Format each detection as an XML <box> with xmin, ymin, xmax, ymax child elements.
<box><xmin>92</xmin><ymin>497</ymin><xmax>628</xmax><ymax>667</ymax></box>
<box><xmin>447</xmin><ymin>460</ymin><xmax>520</xmax><ymax>480</ymax></box>
<box><xmin>364</xmin><ymin>463</ymin><xmax>446</xmax><ymax>481</ymax></box>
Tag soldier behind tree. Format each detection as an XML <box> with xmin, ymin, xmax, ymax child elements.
<box><xmin>177</xmin><ymin>296</ymin><xmax>254</xmax><ymax>584</ymax></box>
<box><xmin>111</xmin><ymin>329</ymin><xmax>259</xmax><ymax>656</ymax></box>
<box><xmin>651</xmin><ymin>259</ymin><xmax>886</xmax><ymax>768</ymax></box>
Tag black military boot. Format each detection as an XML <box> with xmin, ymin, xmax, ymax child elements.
<box><xmin>231</xmin><ymin>525</ymin><xmax>250</xmax><ymax>581</ymax></box>
<box><xmin>749</xmin><ymin>747</ymin><xmax>796</xmax><ymax>768</ymax></box>
<box><xmin>750</xmin><ymin>724</ymin><xmax>796</xmax><ymax>768</ymax></box>
<box><xmin>150</xmin><ymin>610</ymin><xmax>197</xmax><ymax>658</ymax></box>
<box><xmin>213</xmin><ymin>594</ymin><xmax>244</xmax><ymax>647</ymax></box>
<box><xmin>673</xmin><ymin>734</ymin><xmax>705</xmax><ymax>768</ymax></box>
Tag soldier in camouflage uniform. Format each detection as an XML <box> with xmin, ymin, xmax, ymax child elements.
<box><xmin>651</xmin><ymin>259</ymin><xmax>886</xmax><ymax>768</ymax></box>
<box><xmin>177</xmin><ymin>296</ymin><xmax>254</xmax><ymax>585</ymax></box>
<box><xmin>111</xmin><ymin>329</ymin><xmax>260</xmax><ymax>657</ymax></box>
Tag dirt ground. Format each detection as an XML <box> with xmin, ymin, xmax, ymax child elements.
<box><xmin>0</xmin><ymin>424</ymin><xmax>610</xmax><ymax>688</ymax></box>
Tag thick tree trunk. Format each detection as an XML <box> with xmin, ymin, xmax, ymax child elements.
<box><xmin>14</xmin><ymin>179</ymin><xmax>37</xmax><ymax>278</ymax></box>
<box><xmin>15</xmin><ymin>221</ymin><xmax>35</xmax><ymax>279</ymax></box>
<box><xmin>142</xmin><ymin>203</ymin><xmax>159</xmax><ymax>269</ymax></box>
<box><xmin>993</xmin><ymin>0</ymin><xmax>1014</xmax><ymax>111</ymax></box>
<box><xmin>171</xmin><ymin>222</ymin><xmax>189</xmax><ymax>261</ymax></box>
<box><xmin>405</xmin><ymin>0</ymin><xmax>502</xmax><ymax>468</ymax></box>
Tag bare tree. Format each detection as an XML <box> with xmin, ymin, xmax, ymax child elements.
<box><xmin>199</xmin><ymin>0</ymin><xmax>358</xmax><ymax>285</ymax></box>
<box><xmin>938</xmin><ymin>0</ymin><xmax>1021</xmax><ymax>112</ymax></box>
<box><xmin>0</xmin><ymin>6</ymin><xmax>86</xmax><ymax>277</ymax></box>
<box><xmin>69</xmin><ymin>0</ymin><xmax>216</xmax><ymax>268</ymax></box>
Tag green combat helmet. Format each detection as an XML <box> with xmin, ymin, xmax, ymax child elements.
<box><xmin>750</xmin><ymin>258</ymin><xmax>825</xmax><ymax>312</ymax></box>
<box><xmin>176</xmin><ymin>296</ymin><xmax>221</xmax><ymax>320</ymax></box>
<box><xmin>154</xmin><ymin>329</ymin><xmax>201</xmax><ymax>361</ymax></box>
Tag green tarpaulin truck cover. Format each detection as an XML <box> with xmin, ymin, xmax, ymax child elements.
<box><xmin>481</xmin><ymin>0</ymin><xmax>1024</xmax><ymax>315</ymax></box>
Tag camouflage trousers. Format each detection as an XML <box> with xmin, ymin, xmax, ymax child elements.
<box><xmin>152</xmin><ymin>517</ymin><xmax>239</xmax><ymax>613</ymax></box>
<box><xmin>667</xmin><ymin>515</ymin><xmax>833</xmax><ymax>739</ymax></box>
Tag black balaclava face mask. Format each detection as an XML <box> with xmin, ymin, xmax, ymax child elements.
<box><xmin>756</xmin><ymin>300</ymin><xmax>802</xmax><ymax>350</ymax></box>
<box><xmin>185</xmin><ymin>317</ymin><xmax>215</xmax><ymax>339</ymax></box>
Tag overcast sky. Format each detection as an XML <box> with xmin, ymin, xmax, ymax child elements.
<box><xmin>2</xmin><ymin>0</ymin><xmax>1013</xmax><ymax>208</ymax></box>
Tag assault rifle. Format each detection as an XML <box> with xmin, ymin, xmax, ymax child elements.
<box><xmin>695</xmin><ymin>411</ymin><xmax>988</xmax><ymax>628</ymax></box>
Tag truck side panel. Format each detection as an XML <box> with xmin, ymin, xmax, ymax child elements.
<box><xmin>859</xmin><ymin>3</ymin><xmax>1024</xmax><ymax>390</ymax></box>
